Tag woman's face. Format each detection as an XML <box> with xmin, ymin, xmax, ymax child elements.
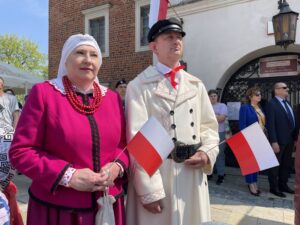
<box><xmin>65</xmin><ymin>45</ymin><xmax>100</xmax><ymax>85</ymax></box>
<box><xmin>250</xmin><ymin>91</ymin><xmax>261</xmax><ymax>104</ymax></box>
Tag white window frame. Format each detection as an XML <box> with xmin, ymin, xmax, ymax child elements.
<box><xmin>135</xmin><ymin>0</ymin><xmax>150</xmax><ymax>52</ymax></box>
<box><xmin>82</xmin><ymin>4</ymin><xmax>110</xmax><ymax>57</ymax></box>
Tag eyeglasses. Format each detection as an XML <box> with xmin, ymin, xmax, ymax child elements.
<box><xmin>277</xmin><ymin>86</ymin><xmax>288</xmax><ymax>89</ymax></box>
<box><xmin>209</xmin><ymin>95</ymin><xmax>217</xmax><ymax>98</ymax></box>
<box><xmin>254</xmin><ymin>93</ymin><xmax>261</xmax><ymax>96</ymax></box>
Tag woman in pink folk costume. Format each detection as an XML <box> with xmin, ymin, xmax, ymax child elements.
<box><xmin>9</xmin><ymin>34</ymin><xmax>129</xmax><ymax>225</ymax></box>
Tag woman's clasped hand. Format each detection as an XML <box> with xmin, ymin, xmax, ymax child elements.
<box><xmin>68</xmin><ymin>168</ymin><xmax>113</xmax><ymax>192</ymax></box>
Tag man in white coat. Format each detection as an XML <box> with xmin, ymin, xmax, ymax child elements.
<box><xmin>125</xmin><ymin>17</ymin><xmax>219</xmax><ymax>225</ymax></box>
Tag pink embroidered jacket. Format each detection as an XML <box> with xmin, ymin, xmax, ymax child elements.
<box><xmin>9</xmin><ymin>82</ymin><xmax>129</xmax><ymax>211</ymax></box>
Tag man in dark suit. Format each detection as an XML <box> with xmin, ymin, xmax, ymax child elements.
<box><xmin>266</xmin><ymin>82</ymin><xmax>298</xmax><ymax>198</ymax></box>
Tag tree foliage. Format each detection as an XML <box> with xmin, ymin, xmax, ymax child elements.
<box><xmin>0</xmin><ymin>34</ymin><xmax>48</xmax><ymax>78</ymax></box>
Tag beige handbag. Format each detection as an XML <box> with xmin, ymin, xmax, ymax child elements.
<box><xmin>95</xmin><ymin>190</ymin><xmax>116</xmax><ymax>225</ymax></box>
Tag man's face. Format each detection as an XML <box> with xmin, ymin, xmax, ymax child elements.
<box><xmin>116</xmin><ymin>84</ymin><xmax>127</xmax><ymax>98</ymax></box>
<box><xmin>149</xmin><ymin>31</ymin><xmax>183</xmax><ymax>64</ymax></box>
<box><xmin>275</xmin><ymin>83</ymin><xmax>289</xmax><ymax>98</ymax></box>
<box><xmin>209</xmin><ymin>93</ymin><xmax>218</xmax><ymax>105</ymax></box>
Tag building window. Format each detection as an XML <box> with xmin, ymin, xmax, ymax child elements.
<box><xmin>135</xmin><ymin>0</ymin><xmax>150</xmax><ymax>52</ymax></box>
<box><xmin>140</xmin><ymin>5</ymin><xmax>150</xmax><ymax>47</ymax></box>
<box><xmin>89</xmin><ymin>17</ymin><xmax>105</xmax><ymax>53</ymax></box>
<box><xmin>82</xmin><ymin>4</ymin><xmax>110</xmax><ymax>57</ymax></box>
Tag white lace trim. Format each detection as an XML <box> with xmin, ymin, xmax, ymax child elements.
<box><xmin>140</xmin><ymin>189</ymin><xmax>166</xmax><ymax>205</ymax></box>
<box><xmin>59</xmin><ymin>167</ymin><xmax>76</xmax><ymax>187</ymax></box>
<box><xmin>47</xmin><ymin>79</ymin><xmax>107</xmax><ymax>97</ymax></box>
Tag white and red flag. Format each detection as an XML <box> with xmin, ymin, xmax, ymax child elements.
<box><xmin>127</xmin><ymin>117</ymin><xmax>174</xmax><ymax>177</ymax></box>
<box><xmin>149</xmin><ymin>0</ymin><xmax>169</xmax><ymax>28</ymax></box>
<box><xmin>227</xmin><ymin>122</ymin><xmax>279</xmax><ymax>176</ymax></box>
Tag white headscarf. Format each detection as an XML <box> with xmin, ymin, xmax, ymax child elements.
<box><xmin>50</xmin><ymin>34</ymin><xmax>103</xmax><ymax>94</ymax></box>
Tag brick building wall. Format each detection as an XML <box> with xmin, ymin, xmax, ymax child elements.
<box><xmin>49</xmin><ymin>0</ymin><xmax>152</xmax><ymax>88</ymax></box>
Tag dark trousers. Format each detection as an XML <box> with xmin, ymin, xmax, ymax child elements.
<box><xmin>268</xmin><ymin>140</ymin><xmax>294</xmax><ymax>190</ymax></box>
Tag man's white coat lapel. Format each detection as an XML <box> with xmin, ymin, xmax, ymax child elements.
<box><xmin>140</xmin><ymin>66</ymin><xmax>199</xmax><ymax>106</ymax></box>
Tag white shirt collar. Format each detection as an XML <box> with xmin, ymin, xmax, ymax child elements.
<box><xmin>155</xmin><ymin>61</ymin><xmax>182</xmax><ymax>89</ymax></box>
<box><xmin>275</xmin><ymin>96</ymin><xmax>285</xmax><ymax>102</ymax></box>
<box><xmin>155</xmin><ymin>62</ymin><xmax>172</xmax><ymax>75</ymax></box>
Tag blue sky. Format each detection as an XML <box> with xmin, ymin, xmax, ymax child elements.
<box><xmin>0</xmin><ymin>0</ymin><xmax>48</xmax><ymax>55</ymax></box>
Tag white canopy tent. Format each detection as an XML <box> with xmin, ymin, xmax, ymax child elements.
<box><xmin>0</xmin><ymin>61</ymin><xmax>44</xmax><ymax>94</ymax></box>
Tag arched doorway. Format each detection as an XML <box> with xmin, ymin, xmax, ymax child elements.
<box><xmin>221</xmin><ymin>53</ymin><xmax>300</xmax><ymax>104</ymax></box>
<box><xmin>220</xmin><ymin>52</ymin><xmax>300</xmax><ymax>167</ymax></box>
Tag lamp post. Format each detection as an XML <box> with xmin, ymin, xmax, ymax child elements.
<box><xmin>272</xmin><ymin>0</ymin><xmax>299</xmax><ymax>49</ymax></box>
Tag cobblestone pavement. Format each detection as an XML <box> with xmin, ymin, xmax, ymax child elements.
<box><xmin>13</xmin><ymin>167</ymin><xmax>295</xmax><ymax>225</ymax></box>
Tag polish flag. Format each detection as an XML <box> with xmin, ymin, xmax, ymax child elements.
<box><xmin>149</xmin><ymin>0</ymin><xmax>169</xmax><ymax>28</ymax></box>
<box><xmin>227</xmin><ymin>122</ymin><xmax>279</xmax><ymax>176</ymax></box>
<box><xmin>127</xmin><ymin>117</ymin><xmax>174</xmax><ymax>177</ymax></box>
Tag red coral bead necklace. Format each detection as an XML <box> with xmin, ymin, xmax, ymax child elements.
<box><xmin>62</xmin><ymin>76</ymin><xmax>102</xmax><ymax>115</ymax></box>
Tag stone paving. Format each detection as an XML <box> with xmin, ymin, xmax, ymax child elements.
<box><xmin>208</xmin><ymin>167</ymin><xmax>294</xmax><ymax>225</ymax></box>
<box><xmin>14</xmin><ymin>174</ymin><xmax>30</xmax><ymax>223</ymax></box>
<box><xmin>13</xmin><ymin>167</ymin><xmax>295</xmax><ymax>225</ymax></box>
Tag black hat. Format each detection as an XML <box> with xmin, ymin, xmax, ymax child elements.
<box><xmin>115</xmin><ymin>79</ymin><xmax>127</xmax><ymax>88</ymax></box>
<box><xmin>147</xmin><ymin>17</ymin><xmax>186</xmax><ymax>43</ymax></box>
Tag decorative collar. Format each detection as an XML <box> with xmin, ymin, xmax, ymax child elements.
<box><xmin>48</xmin><ymin>78</ymin><xmax>108</xmax><ymax>97</ymax></box>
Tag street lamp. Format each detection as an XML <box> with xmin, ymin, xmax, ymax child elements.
<box><xmin>272</xmin><ymin>0</ymin><xmax>299</xmax><ymax>49</ymax></box>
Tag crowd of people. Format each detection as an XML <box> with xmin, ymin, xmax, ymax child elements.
<box><xmin>0</xmin><ymin>16</ymin><xmax>300</xmax><ymax>225</ymax></box>
<box><xmin>206</xmin><ymin>84</ymin><xmax>298</xmax><ymax>200</ymax></box>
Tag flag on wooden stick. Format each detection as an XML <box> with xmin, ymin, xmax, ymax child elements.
<box><xmin>227</xmin><ymin>122</ymin><xmax>279</xmax><ymax>176</ymax></box>
<box><xmin>127</xmin><ymin>117</ymin><xmax>174</xmax><ymax>176</ymax></box>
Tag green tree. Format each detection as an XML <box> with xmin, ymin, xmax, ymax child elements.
<box><xmin>0</xmin><ymin>34</ymin><xmax>47</xmax><ymax>78</ymax></box>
